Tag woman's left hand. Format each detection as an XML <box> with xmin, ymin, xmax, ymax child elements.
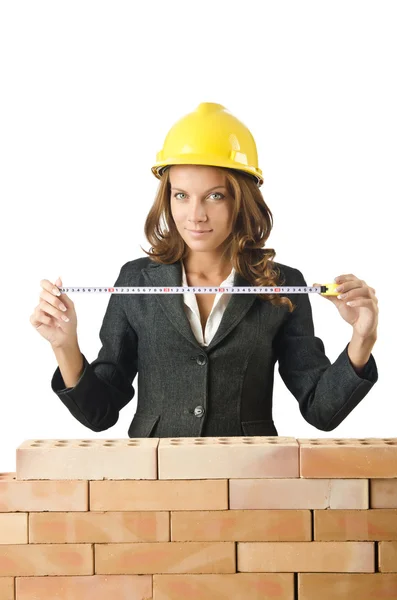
<box><xmin>312</xmin><ymin>274</ymin><xmax>379</xmax><ymax>339</ymax></box>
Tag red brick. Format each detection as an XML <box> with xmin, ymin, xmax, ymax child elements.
<box><xmin>15</xmin><ymin>575</ymin><xmax>152</xmax><ymax>600</ymax></box>
<box><xmin>370</xmin><ymin>479</ymin><xmax>397</xmax><ymax>507</ymax></box>
<box><xmin>230</xmin><ymin>478</ymin><xmax>368</xmax><ymax>509</ymax></box>
<box><xmin>95</xmin><ymin>542</ymin><xmax>235</xmax><ymax>574</ymax></box>
<box><xmin>314</xmin><ymin>509</ymin><xmax>397</xmax><ymax>540</ymax></box>
<box><xmin>158</xmin><ymin>437</ymin><xmax>298</xmax><ymax>479</ymax></box>
<box><xmin>0</xmin><ymin>473</ymin><xmax>87</xmax><ymax>512</ymax></box>
<box><xmin>298</xmin><ymin>438</ymin><xmax>397</xmax><ymax>478</ymax></box>
<box><xmin>0</xmin><ymin>577</ymin><xmax>14</xmax><ymax>600</ymax></box>
<box><xmin>154</xmin><ymin>573</ymin><xmax>294</xmax><ymax>599</ymax></box>
<box><xmin>238</xmin><ymin>541</ymin><xmax>374</xmax><ymax>572</ymax></box>
<box><xmin>171</xmin><ymin>509</ymin><xmax>311</xmax><ymax>541</ymax></box>
<box><xmin>0</xmin><ymin>514</ymin><xmax>27</xmax><ymax>544</ymax></box>
<box><xmin>0</xmin><ymin>544</ymin><xmax>93</xmax><ymax>576</ymax></box>
<box><xmin>29</xmin><ymin>511</ymin><xmax>169</xmax><ymax>543</ymax></box>
<box><xmin>90</xmin><ymin>480</ymin><xmax>228</xmax><ymax>511</ymax></box>
<box><xmin>299</xmin><ymin>573</ymin><xmax>397</xmax><ymax>599</ymax></box>
<box><xmin>379</xmin><ymin>541</ymin><xmax>397</xmax><ymax>572</ymax></box>
<box><xmin>16</xmin><ymin>439</ymin><xmax>158</xmax><ymax>480</ymax></box>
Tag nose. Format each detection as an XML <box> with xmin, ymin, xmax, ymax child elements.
<box><xmin>187</xmin><ymin>199</ymin><xmax>208</xmax><ymax>223</ymax></box>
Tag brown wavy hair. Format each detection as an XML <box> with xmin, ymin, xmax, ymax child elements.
<box><xmin>140</xmin><ymin>166</ymin><xmax>296</xmax><ymax>313</ymax></box>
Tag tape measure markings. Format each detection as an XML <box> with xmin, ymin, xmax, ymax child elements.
<box><xmin>59</xmin><ymin>284</ymin><xmax>338</xmax><ymax>296</ymax></box>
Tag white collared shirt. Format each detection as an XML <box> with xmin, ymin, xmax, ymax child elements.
<box><xmin>181</xmin><ymin>260</ymin><xmax>236</xmax><ymax>347</ymax></box>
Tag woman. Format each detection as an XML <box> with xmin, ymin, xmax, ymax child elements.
<box><xmin>32</xmin><ymin>102</ymin><xmax>379</xmax><ymax>438</ymax></box>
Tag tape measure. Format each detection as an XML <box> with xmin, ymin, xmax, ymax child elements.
<box><xmin>59</xmin><ymin>283</ymin><xmax>339</xmax><ymax>295</ymax></box>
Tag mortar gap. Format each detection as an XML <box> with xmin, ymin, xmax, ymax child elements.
<box><xmin>374</xmin><ymin>540</ymin><xmax>379</xmax><ymax>572</ymax></box>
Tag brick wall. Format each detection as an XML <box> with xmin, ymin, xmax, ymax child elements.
<box><xmin>0</xmin><ymin>436</ymin><xmax>396</xmax><ymax>599</ymax></box>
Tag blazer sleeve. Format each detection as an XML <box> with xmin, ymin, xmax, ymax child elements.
<box><xmin>50</xmin><ymin>262</ymin><xmax>138</xmax><ymax>432</ymax></box>
<box><xmin>273</xmin><ymin>268</ymin><xmax>378</xmax><ymax>431</ymax></box>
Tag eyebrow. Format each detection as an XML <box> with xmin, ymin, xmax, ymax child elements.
<box><xmin>170</xmin><ymin>185</ymin><xmax>227</xmax><ymax>193</ymax></box>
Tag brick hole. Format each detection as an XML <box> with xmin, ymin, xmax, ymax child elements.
<box><xmin>218</xmin><ymin>441</ymin><xmax>229</xmax><ymax>444</ymax></box>
<box><xmin>218</xmin><ymin>438</ymin><xmax>229</xmax><ymax>441</ymax></box>
<box><xmin>385</xmin><ymin>441</ymin><xmax>397</xmax><ymax>445</ymax></box>
<box><xmin>33</xmin><ymin>440</ymin><xmax>44</xmax><ymax>443</ymax></box>
<box><xmin>169</xmin><ymin>441</ymin><xmax>180</xmax><ymax>445</ymax></box>
<box><xmin>242</xmin><ymin>439</ymin><xmax>254</xmax><ymax>444</ymax></box>
<box><xmin>193</xmin><ymin>440</ymin><xmax>206</xmax><ymax>444</ymax></box>
<box><xmin>127</xmin><ymin>442</ymin><xmax>139</xmax><ymax>445</ymax></box>
<box><xmin>103</xmin><ymin>443</ymin><xmax>114</xmax><ymax>446</ymax></box>
<box><xmin>170</xmin><ymin>439</ymin><xmax>180</xmax><ymax>442</ymax></box>
<box><xmin>78</xmin><ymin>443</ymin><xmax>91</xmax><ymax>447</ymax></box>
<box><xmin>31</xmin><ymin>444</ymin><xmax>41</xmax><ymax>447</ymax></box>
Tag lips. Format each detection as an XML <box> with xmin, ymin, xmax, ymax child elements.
<box><xmin>187</xmin><ymin>230</ymin><xmax>213</xmax><ymax>236</ymax></box>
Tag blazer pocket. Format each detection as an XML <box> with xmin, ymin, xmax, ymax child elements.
<box><xmin>241</xmin><ymin>419</ymin><xmax>278</xmax><ymax>437</ymax></box>
<box><xmin>128</xmin><ymin>413</ymin><xmax>161</xmax><ymax>438</ymax></box>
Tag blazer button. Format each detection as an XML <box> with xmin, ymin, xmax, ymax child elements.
<box><xmin>196</xmin><ymin>354</ymin><xmax>207</xmax><ymax>365</ymax></box>
<box><xmin>194</xmin><ymin>405</ymin><xmax>205</xmax><ymax>417</ymax></box>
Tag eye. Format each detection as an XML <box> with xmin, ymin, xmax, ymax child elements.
<box><xmin>173</xmin><ymin>192</ymin><xmax>224</xmax><ymax>200</ymax></box>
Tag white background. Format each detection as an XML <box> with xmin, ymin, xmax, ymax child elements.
<box><xmin>0</xmin><ymin>0</ymin><xmax>395</xmax><ymax>473</ymax></box>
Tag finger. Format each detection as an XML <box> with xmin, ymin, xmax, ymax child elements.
<box><xmin>40</xmin><ymin>278</ymin><xmax>73</xmax><ymax>306</ymax></box>
<box><xmin>334</xmin><ymin>274</ymin><xmax>359</xmax><ymax>284</ymax></box>
<box><xmin>335</xmin><ymin>280</ymin><xmax>366</xmax><ymax>294</ymax></box>
<box><xmin>30</xmin><ymin>308</ymin><xmax>58</xmax><ymax>328</ymax></box>
<box><xmin>338</xmin><ymin>286</ymin><xmax>374</xmax><ymax>301</ymax></box>
<box><xmin>38</xmin><ymin>296</ymin><xmax>69</xmax><ymax>322</ymax></box>
<box><xmin>344</xmin><ymin>298</ymin><xmax>378</xmax><ymax>308</ymax></box>
<box><xmin>40</xmin><ymin>288</ymin><xmax>67</xmax><ymax>312</ymax></box>
<box><xmin>40</xmin><ymin>278</ymin><xmax>62</xmax><ymax>297</ymax></box>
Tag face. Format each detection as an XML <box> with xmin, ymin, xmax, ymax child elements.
<box><xmin>169</xmin><ymin>165</ymin><xmax>233</xmax><ymax>254</ymax></box>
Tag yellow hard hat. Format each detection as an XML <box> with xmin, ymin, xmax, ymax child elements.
<box><xmin>151</xmin><ymin>102</ymin><xmax>264</xmax><ymax>187</ymax></box>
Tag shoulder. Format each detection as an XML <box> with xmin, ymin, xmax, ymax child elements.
<box><xmin>120</xmin><ymin>256</ymin><xmax>157</xmax><ymax>272</ymax></box>
<box><xmin>271</xmin><ymin>260</ymin><xmax>307</xmax><ymax>286</ymax></box>
<box><xmin>115</xmin><ymin>256</ymin><xmax>160</xmax><ymax>283</ymax></box>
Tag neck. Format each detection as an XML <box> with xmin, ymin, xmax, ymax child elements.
<box><xmin>183</xmin><ymin>257</ymin><xmax>232</xmax><ymax>280</ymax></box>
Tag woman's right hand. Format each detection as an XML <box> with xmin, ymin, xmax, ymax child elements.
<box><xmin>30</xmin><ymin>277</ymin><xmax>78</xmax><ymax>349</ymax></box>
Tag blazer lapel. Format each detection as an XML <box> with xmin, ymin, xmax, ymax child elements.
<box><xmin>142</xmin><ymin>260</ymin><xmax>257</xmax><ymax>351</ymax></box>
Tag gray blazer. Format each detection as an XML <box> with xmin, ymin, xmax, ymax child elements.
<box><xmin>51</xmin><ymin>257</ymin><xmax>378</xmax><ymax>438</ymax></box>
